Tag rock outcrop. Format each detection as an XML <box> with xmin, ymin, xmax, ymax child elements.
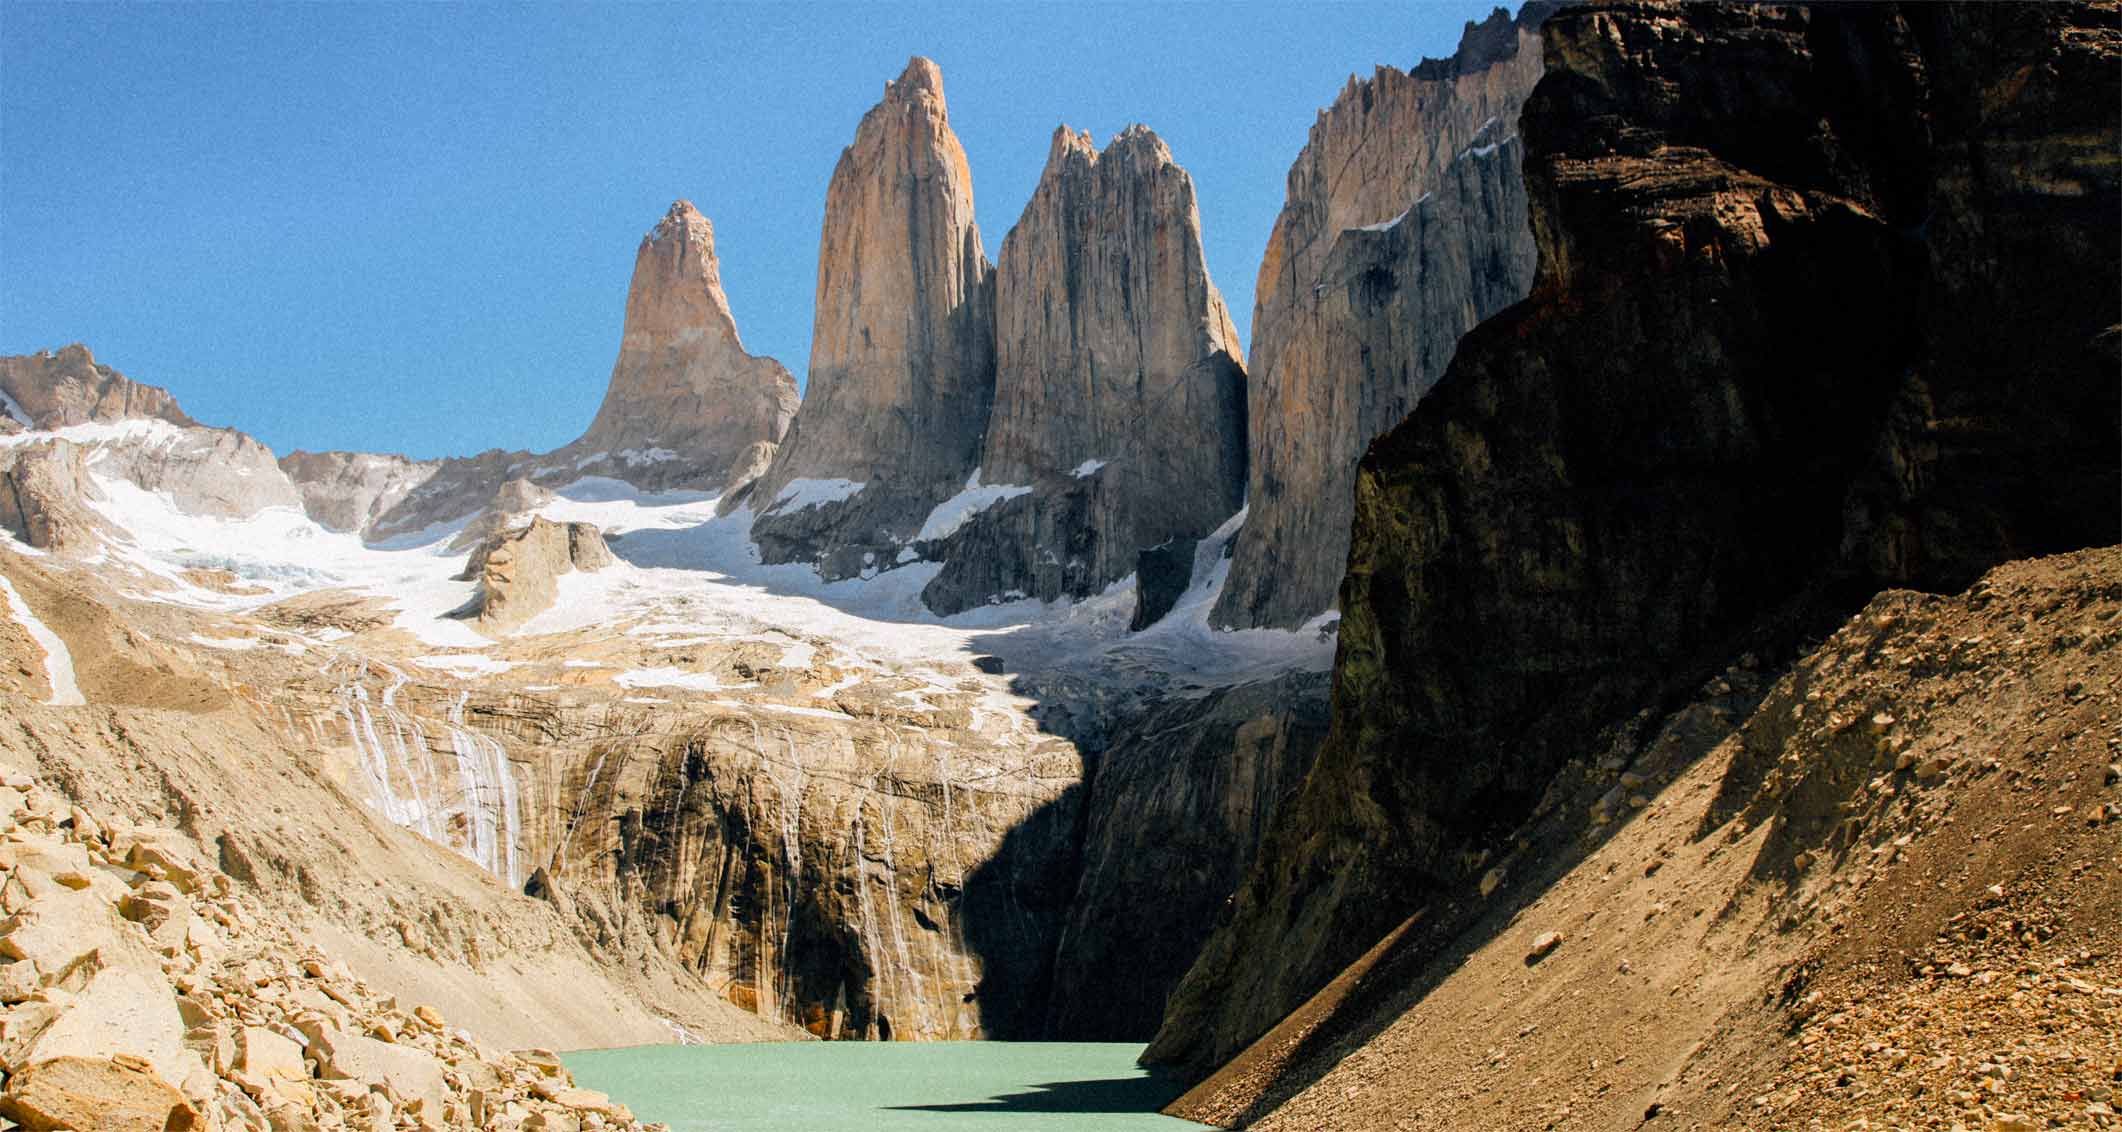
<box><xmin>0</xmin><ymin>441</ymin><xmax>109</xmax><ymax>552</ymax></box>
<box><xmin>1212</xmin><ymin>5</ymin><xmax>1549</xmax><ymax>629</ymax></box>
<box><xmin>919</xmin><ymin>125</ymin><xmax>1248</xmax><ymax>615</ymax></box>
<box><xmin>564</xmin><ymin>200</ymin><xmax>799</xmax><ymax>493</ymax></box>
<box><xmin>749</xmin><ymin>57</ymin><xmax>997</xmax><ymax>579</ymax></box>
<box><xmin>1153</xmin><ymin>0</ymin><xmax>2120</xmax><ymax>1080</ymax></box>
<box><xmin>0</xmin><ymin>347</ymin><xmax>304</xmax><ymax>523</ymax></box>
<box><xmin>457</xmin><ymin>516</ymin><xmax>612</xmax><ymax>634</ymax></box>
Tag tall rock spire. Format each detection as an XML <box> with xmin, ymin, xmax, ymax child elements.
<box><xmin>568</xmin><ymin>200</ymin><xmax>798</xmax><ymax>492</ymax></box>
<box><xmin>748</xmin><ymin>56</ymin><xmax>997</xmax><ymax>577</ymax></box>
<box><xmin>918</xmin><ymin>123</ymin><xmax>1248</xmax><ymax>616</ymax></box>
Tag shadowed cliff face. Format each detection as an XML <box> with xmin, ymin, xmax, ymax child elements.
<box><xmin>1151</xmin><ymin>0</ymin><xmax>2120</xmax><ymax>1079</ymax></box>
<box><xmin>749</xmin><ymin>57</ymin><xmax>998</xmax><ymax>579</ymax></box>
<box><xmin>1211</xmin><ymin>5</ymin><xmax>1550</xmax><ymax>631</ymax></box>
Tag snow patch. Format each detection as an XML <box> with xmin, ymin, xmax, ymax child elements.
<box><xmin>188</xmin><ymin>634</ymin><xmax>261</xmax><ymax>650</ymax></box>
<box><xmin>0</xmin><ymin>574</ymin><xmax>83</xmax><ymax>705</ymax></box>
<box><xmin>1070</xmin><ymin>458</ymin><xmax>1109</xmax><ymax>478</ymax></box>
<box><xmin>916</xmin><ymin>470</ymin><xmax>1032</xmax><ymax>542</ymax></box>
<box><xmin>710</xmin><ymin>699</ymin><xmax>850</xmax><ymax>721</ymax></box>
<box><xmin>614</xmin><ymin>666</ymin><xmax>748</xmax><ymax>692</ymax></box>
<box><xmin>769</xmin><ymin>478</ymin><xmax>864</xmax><ymax>514</ymax></box>
<box><xmin>414</xmin><ymin>654</ymin><xmax>518</xmax><ymax>677</ymax></box>
<box><xmin>0</xmin><ymin>390</ymin><xmax>31</xmax><ymax>429</ymax></box>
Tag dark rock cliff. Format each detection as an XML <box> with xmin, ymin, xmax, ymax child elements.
<box><xmin>1150</xmin><ymin>0</ymin><xmax>2120</xmax><ymax>1078</ymax></box>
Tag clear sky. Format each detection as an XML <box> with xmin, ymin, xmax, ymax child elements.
<box><xmin>3</xmin><ymin>2</ymin><xmax>1505</xmax><ymax>460</ymax></box>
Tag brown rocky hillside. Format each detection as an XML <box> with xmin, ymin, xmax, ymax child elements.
<box><xmin>1171</xmin><ymin>545</ymin><xmax>2122</xmax><ymax>1130</ymax></box>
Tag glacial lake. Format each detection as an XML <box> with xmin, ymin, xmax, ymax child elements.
<box><xmin>562</xmin><ymin>1042</ymin><xmax>1215</xmax><ymax>1131</ymax></box>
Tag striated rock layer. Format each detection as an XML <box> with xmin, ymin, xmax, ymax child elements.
<box><xmin>749</xmin><ymin>57</ymin><xmax>997</xmax><ymax>579</ymax></box>
<box><xmin>921</xmin><ymin>125</ymin><xmax>1247</xmax><ymax>615</ymax></box>
<box><xmin>1212</xmin><ymin>5</ymin><xmax>1549</xmax><ymax>629</ymax></box>
<box><xmin>1153</xmin><ymin>0</ymin><xmax>2120</xmax><ymax>1079</ymax></box>
<box><xmin>564</xmin><ymin>200</ymin><xmax>798</xmax><ymax>492</ymax></box>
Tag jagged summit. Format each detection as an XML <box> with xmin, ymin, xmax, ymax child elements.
<box><xmin>888</xmin><ymin>55</ymin><xmax>946</xmax><ymax>103</ymax></box>
<box><xmin>643</xmin><ymin>198</ymin><xmax>716</xmax><ymax>252</ymax></box>
<box><xmin>0</xmin><ymin>343</ymin><xmax>197</xmax><ymax>431</ymax></box>
<box><xmin>919</xmin><ymin>116</ymin><xmax>1246</xmax><ymax>616</ymax></box>
<box><xmin>1046</xmin><ymin>123</ymin><xmax>1095</xmax><ymax>165</ymax></box>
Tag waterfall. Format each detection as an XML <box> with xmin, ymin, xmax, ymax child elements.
<box><xmin>332</xmin><ymin>657</ymin><xmax>525</xmax><ymax>890</ymax></box>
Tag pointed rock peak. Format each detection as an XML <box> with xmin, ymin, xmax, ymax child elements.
<box><xmin>887</xmin><ymin>56</ymin><xmax>946</xmax><ymax>105</ymax></box>
<box><xmin>648</xmin><ymin>199</ymin><xmax>713</xmax><ymax>245</ymax></box>
<box><xmin>1049</xmin><ymin>124</ymin><xmax>1095</xmax><ymax>160</ymax></box>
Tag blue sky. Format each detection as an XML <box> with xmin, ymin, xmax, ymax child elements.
<box><xmin>3</xmin><ymin>2</ymin><xmax>1504</xmax><ymax>460</ymax></box>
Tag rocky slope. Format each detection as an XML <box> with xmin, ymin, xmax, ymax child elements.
<box><xmin>1168</xmin><ymin>547</ymin><xmax>2122</xmax><ymax>1130</ymax></box>
<box><xmin>0</xmin><ymin>762</ymin><xmax>666</xmax><ymax>1132</ymax></box>
<box><xmin>1211</xmin><ymin>4</ymin><xmax>1550</xmax><ymax>630</ymax></box>
<box><xmin>749</xmin><ymin>57</ymin><xmax>997</xmax><ymax>579</ymax></box>
<box><xmin>563</xmin><ymin>200</ymin><xmax>799</xmax><ymax>495</ymax></box>
<box><xmin>1152</xmin><ymin>0</ymin><xmax>2120</xmax><ymax>1084</ymax></box>
<box><xmin>920</xmin><ymin>125</ymin><xmax>1248</xmax><ymax>616</ymax></box>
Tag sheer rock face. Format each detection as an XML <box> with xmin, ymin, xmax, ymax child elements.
<box><xmin>0</xmin><ymin>344</ymin><xmax>194</xmax><ymax>432</ymax></box>
<box><xmin>749</xmin><ymin>57</ymin><xmax>997</xmax><ymax>579</ymax></box>
<box><xmin>1152</xmin><ymin>0</ymin><xmax>2120</xmax><ymax>1079</ymax></box>
<box><xmin>0</xmin><ymin>441</ymin><xmax>109</xmax><ymax>552</ymax></box>
<box><xmin>566</xmin><ymin>201</ymin><xmax>798</xmax><ymax>493</ymax></box>
<box><xmin>920</xmin><ymin>126</ymin><xmax>1248</xmax><ymax>615</ymax></box>
<box><xmin>1037</xmin><ymin>671</ymin><xmax>1331</xmax><ymax>1041</ymax></box>
<box><xmin>1212</xmin><ymin>6</ymin><xmax>1550</xmax><ymax>629</ymax></box>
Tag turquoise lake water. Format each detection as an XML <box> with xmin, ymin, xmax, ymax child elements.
<box><xmin>562</xmin><ymin>1042</ymin><xmax>1215</xmax><ymax>1132</ymax></box>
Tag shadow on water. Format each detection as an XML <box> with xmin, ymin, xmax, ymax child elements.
<box><xmin>888</xmin><ymin>1069</ymin><xmax>1192</xmax><ymax>1115</ymax></box>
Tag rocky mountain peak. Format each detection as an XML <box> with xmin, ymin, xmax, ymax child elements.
<box><xmin>1045</xmin><ymin>124</ymin><xmax>1096</xmax><ymax>169</ymax></box>
<box><xmin>1209</xmin><ymin>5</ymin><xmax>1549</xmax><ymax>629</ymax></box>
<box><xmin>649</xmin><ymin>197</ymin><xmax>712</xmax><ymax>243</ymax></box>
<box><xmin>887</xmin><ymin>55</ymin><xmax>946</xmax><ymax>105</ymax></box>
<box><xmin>0</xmin><ymin>343</ymin><xmax>197</xmax><ymax>431</ymax></box>
<box><xmin>919</xmin><ymin>119</ymin><xmax>1246</xmax><ymax>615</ymax></box>
<box><xmin>1103</xmin><ymin>123</ymin><xmax>1173</xmax><ymax>166</ymax></box>
<box><xmin>747</xmin><ymin>56</ymin><xmax>997</xmax><ymax>577</ymax></box>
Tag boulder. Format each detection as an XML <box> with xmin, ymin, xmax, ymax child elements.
<box><xmin>0</xmin><ymin>1054</ymin><xmax>197</xmax><ymax>1132</ymax></box>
